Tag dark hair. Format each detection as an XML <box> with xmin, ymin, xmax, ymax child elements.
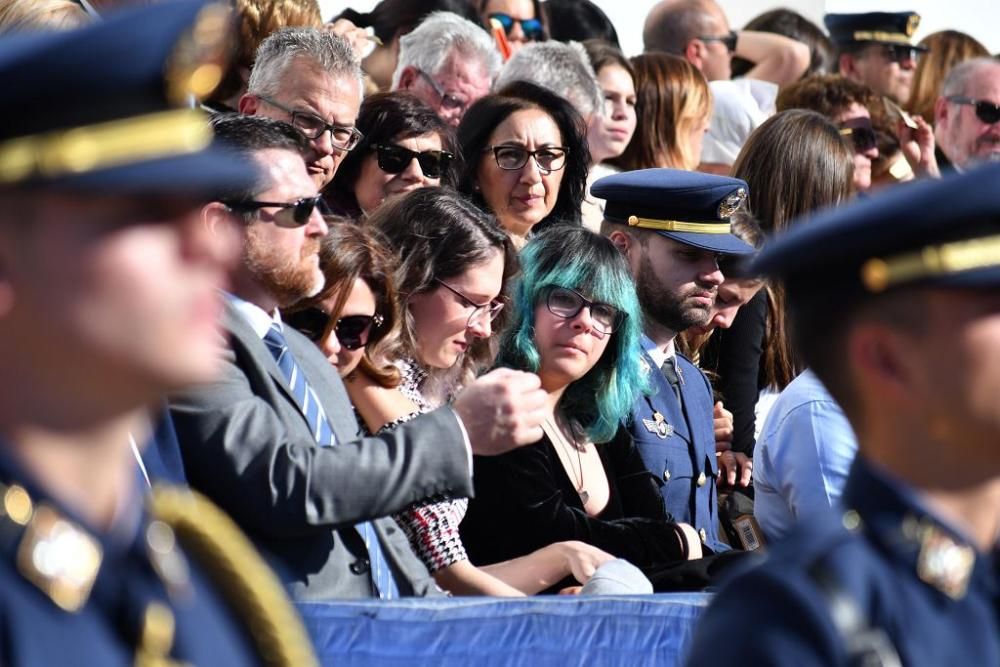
<box><xmin>283</xmin><ymin>220</ymin><xmax>402</xmax><ymax>387</ymax></box>
<box><xmin>456</xmin><ymin>80</ymin><xmax>590</xmax><ymax>234</ymax></box>
<box><xmin>478</xmin><ymin>0</ymin><xmax>548</xmax><ymax>40</ymax></box>
<box><xmin>732</xmin><ymin>109</ymin><xmax>854</xmax><ymax>392</ymax></box>
<box><xmin>608</xmin><ymin>52</ymin><xmax>710</xmax><ymax>171</ymax></box>
<box><xmin>366</xmin><ymin>187</ymin><xmax>518</xmax><ymax>393</ymax></box>
<box><xmin>582</xmin><ymin>38</ymin><xmax>634</xmax><ymax>81</ymax></box>
<box><xmin>543</xmin><ymin>0</ymin><xmax>619</xmax><ymax>49</ymax></box>
<box><xmin>324</xmin><ymin>92</ymin><xmax>457</xmax><ymax>218</ymax></box>
<box><xmin>776</xmin><ymin>74</ymin><xmax>877</xmax><ymax>118</ymax></box>
<box><xmin>336</xmin><ymin>0</ymin><xmax>478</xmax><ymax>43</ymax></box>
<box><xmin>210</xmin><ymin>113</ymin><xmax>309</xmax><ymax>203</ymax></box>
<box><xmin>732</xmin><ymin>9</ymin><xmax>834</xmax><ymax>79</ymax></box>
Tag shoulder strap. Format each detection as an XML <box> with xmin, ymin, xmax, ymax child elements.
<box><xmin>149</xmin><ymin>486</ymin><xmax>318</xmax><ymax>667</ymax></box>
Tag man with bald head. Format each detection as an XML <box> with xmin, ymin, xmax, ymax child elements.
<box><xmin>643</xmin><ymin>0</ymin><xmax>808</xmax><ymax>87</ymax></box>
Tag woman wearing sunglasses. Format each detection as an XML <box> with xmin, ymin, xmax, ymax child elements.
<box><xmin>458</xmin><ymin>81</ymin><xmax>589</xmax><ymax>249</ymax></box>
<box><xmin>325</xmin><ymin>92</ymin><xmax>456</xmax><ymax>219</ymax></box>
<box><xmin>479</xmin><ymin>0</ymin><xmax>547</xmax><ymax>55</ymax></box>
<box><xmin>283</xmin><ymin>222</ymin><xmax>398</xmax><ymax>385</ymax></box>
<box><xmin>461</xmin><ymin>228</ymin><xmax>714</xmax><ymax>592</ymax></box>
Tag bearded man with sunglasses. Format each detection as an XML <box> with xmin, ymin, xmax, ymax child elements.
<box><xmin>171</xmin><ymin>114</ymin><xmax>548</xmax><ymax>601</ymax></box>
<box><xmin>935</xmin><ymin>58</ymin><xmax>1000</xmax><ymax>172</ymax></box>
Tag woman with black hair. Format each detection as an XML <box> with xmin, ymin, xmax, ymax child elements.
<box><xmin>457</xmin><ymin>80</ymin><xmax>590</xmax><ymax>249</ymax></box>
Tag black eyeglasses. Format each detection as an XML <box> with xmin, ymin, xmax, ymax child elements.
<box><xmin>880</xmin><ymin>44</ymin><xmax>920</xmax><ymax>66</ymax></box>
<box><xmin>285</xmin><ymin>308</ymin><xmax>385</xmax><ymax>350</ymax></box>
<box><xmin>947</xmin><ymin>96</ymin><xmax>1000</xmax><ymax>125</ymax></box>
<box><xmin>485</xmin><ymin>145</ymin><xmax>569</xmax><ymax>174</ymax></box>
<box><xmin>698</xmin><ymin>30</ymin><xmax>738</xmax><ymax>53</ymax></box>
<box><xmin>838</xmin><ymin>117</ymin><xmax>878</xmax><ymax>154</ymax></box>
<box><xmin>225</xmin><ymin>196</ymin><xmax>323</xmax><ymax>227</ymax></box>
<box><xmin>487</xmin><ymin>12</ymin><xmax>544</xmax><ymax>41</ymax></box>
<box><xmin>434</xmin><ymin>278</ymin><xmax>504</xmax><ymax>327</ymax></box>
<box><xmin>257</xmin><ymin>95</ymin><xmax>363</xmax><ymax>151</ymax></box>
<box><xmin>416</xmin><ymin>70</ymin><xmax>468</xmax><ymax>114</ymax></box>
<box><xmin>545</xmin><ymin>286</ymin><xmax>625</xmax><ymax>335</ymax></box>
<box><xmin>373</xmin><ymin>144</ymin><xmax>453</xmax><ymax>179</ymax></box>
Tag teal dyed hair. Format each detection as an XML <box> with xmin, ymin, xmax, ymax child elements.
<box><xmin>496</xmin><ymin>226</ymin><xmax>650</xmax><ymax>443</ymax></box>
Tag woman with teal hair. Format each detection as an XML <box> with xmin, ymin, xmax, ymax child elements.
<box><xmin>461</xmin><ymin>227</ymin><xmax>705</xmax><ymax>592</ymax></box>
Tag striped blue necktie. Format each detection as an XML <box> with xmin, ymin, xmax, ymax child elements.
<box><xmin>263</xmin><ymin>323</ymin><xmax>400</xmax><ymax>599</ymax></box>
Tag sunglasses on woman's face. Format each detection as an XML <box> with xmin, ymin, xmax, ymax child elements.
<box><xmin>285</xmin><ymin>308</ymin><xmax>384</xmax><ymax>350</ymax></box>
<box><xmin>838</xmin><ymin>117</ymin><xmax>878</xmax><ymax>154</ymax></box>
<box><xmin>487</xmin><ymin>12</ymin><xmax>544</xmax><ymax>41</ymax></box>
<box><xmin>373</xmin><ymin>144</ymin><xmax>453</xmax><ymax>179</ymax></box>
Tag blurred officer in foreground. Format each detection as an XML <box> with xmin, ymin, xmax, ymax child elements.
<box><xmin>686</xmin><ymin>164</ymin><xmax>1000</xmax><ymax>665</ymax></box>
<box><xmin>0</xmin><ymin>2</ymin><xmax>315</xmax><ymax>664</ymax></box>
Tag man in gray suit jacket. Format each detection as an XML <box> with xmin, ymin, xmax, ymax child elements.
<box><xmin>171</xmin><ymin>115</ymin><xmax>546</xmax><ymax>600</ymax></box>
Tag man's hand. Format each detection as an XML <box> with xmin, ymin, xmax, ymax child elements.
<box><xmin>897</xmin><ymin>115</ymin><xmax>941</xmax><ymax>179</ymax></box>
<box><xmin>714</xmin><ymin>401</ymin><xmax>734</xmax><ymax>453</ymax></box>
<box><xmin>717</xmin><ymin>450</ymin><xmax>753</xmax><ymax>488</ymax></box>
<box><xmin>325</xmin><ymin>18</ymin><xmax>378</xmax><ymax>59</ymax></box>
<box><xmin>452</xmin><ymin>368</ymin><xmax>547</xmax><ymax>456</ymax></box>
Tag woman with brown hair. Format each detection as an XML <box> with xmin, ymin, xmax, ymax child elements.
<box><xmin>714</xmin><ymin>110</ymin><xmax>854</xmax><ymax>456</ymax></box>
<box><xmin>608</xmin><ymin>53</ymin><xmax>712</xmax><ymax>173</ymax></box>
<box><xmin>907</xmin><ymin>30</ymin><xmax>989</xmax><ymax>124</ymax></box>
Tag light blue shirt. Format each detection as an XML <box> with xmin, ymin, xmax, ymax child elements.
<box><xmin>753</xmin><ymin>369</ymin><xmax>858</xmax><ymax>541</ymax></box>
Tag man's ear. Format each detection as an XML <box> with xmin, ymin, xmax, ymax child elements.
<box><xmin>396</xmin><ymin>66</ymin><xmax>418</xmax><ymax>91</ymax></box>
<box><xmin>838</xmin><ymin>52</ymin><xmax>857</xmax><ymax>78</ymax></box>
<box><xmin>848</xmin><ymin>323</ymin><xmax>919</xmax><ymax>406</ymax></box>
<box><xmin>933</xmin><ymin>95</ymin><xmax>951</xmax><ymax>130</ymax></box>
<box><xmin>684</xmin><ymin>39</ymin><xmax>704</xmax><ymax>69</ymax></box>
<box><xmin>202</xmin><ymin>202</ymin><xmax>237</xmax><ymax>236</ymax></box>
<box><xmin>238</xmin><ymin>93</ymin><xmax>259</xmax><ymax>115</ymax></box>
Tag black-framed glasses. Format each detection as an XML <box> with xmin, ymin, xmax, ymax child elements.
<box><xmin>838</xmin><ymin>117</ymin><xmax>878</xmax><ymax>154</ymax></box>
<box><xmin>416</xmin><ymin>70</ymin><xmax>468</xmax><ymax>114</ymax></box>
<box><xmin>485</xmin><ymin>145</ymin><xmax>569</xmax><ymax>174</ymax></box>
<box><xmin>545</xmin><ymin>286</ymin><xmax>625</xmax><ymax>335</ymax></box>
<box><xmin>225</xmin><ymin>196</ymin><xmax>323</xmax><ymax>227</ymax></box>
<box><xmin>257</xmin><ymin>95</ymin><xmax>363</xmax><ymax>151</ymax></box>
<box><xmin>373</xmin><ymin>144</ymin><xmax>453</xmax><ymax>179</ymax></box>
<box><xmin>698</xmin><ymin>30</ymin><xmax>738</xmax><ymax>53</ymax></box>
<box><xmin>434</xmin><ymin>278</ymin><xmax>504</xmax><ymax>327</ymax></box>
<box><xmin>879</xmin><ymin>44</ymin><xmax>920</xmax><ymax>66</ymax></box>
<box><xmin>285</xmin><ymin>308</ymin><xmax>385</xmax><ymax>350</ymax></box>
<box><xmin>487</xmin><ymin>12</ymin><xmax>544</xmax><ymax>41</ymax></box>
<box><xmin>947</xmin><ymin>96</ymin><xmax>1000</xmax><ymax>125</ymax></box>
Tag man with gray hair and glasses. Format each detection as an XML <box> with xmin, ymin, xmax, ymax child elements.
<box><xmin>934</xmin><ymin>57</ymin><xmax>1000</xmax><ymax>172</ymax></box>
<box><xmin>392</xmin><ymin>11</ymin><xmax>501</xmax><ymax>127</ymax></box>
<box><xmin>240</xmin><ymin>27</ymin><xmax>363</xmax><ymax>188</ymax></box>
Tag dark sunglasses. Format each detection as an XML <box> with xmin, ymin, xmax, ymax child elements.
<box><xmin>838</xmin><ymin>117</ymin><xmax>878</xmax><ymax>154</ymax></box>
<box><xmin>545</xmin><ymin>286</ymin><xmax>625</xmax><ymax>335</ymax></box>
<box><xmin>225</xmin><ymin>196</ymin><xmax>323</xmax><ymax>227</ymax></box>
<box><xmin>285</xmin><ymin>308</ymin><xmax>384</xmax><ymax>350</ymax></box>
<box><xmin>373</xmin><ymin>144</ymin><xmax>453</xmax><ymax>179</ymax></box>
<box><xmin>880</xmin><ymin>44</ymin><xmax>921</xmax><ymax>65</ymax></box>
<box><xmin>947</xmin><ymin>96</ymin><xmax>1000</xmax><ymax>125</ymax></box>
<box><xmin>698</xmin><ymin>30</ymin><xmax>738</xmax><ymax>53</ymax></box>
<box><xmin>487</xmin><ymin>12</ymin><xmax>544</xmax><ymax>40</ymax></box>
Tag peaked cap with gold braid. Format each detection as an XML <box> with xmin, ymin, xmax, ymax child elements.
<box><xmin>823</xmin><ymin>11</ymin><xmax>928</xmax><ymax>50</ymax></box>
<box><xmin>150</xmin><ymin>486</ymin><xmax>318</xmax><ymax>667</ymax></box>
<box><xmin>0</xmin><ymin>0</ymin><xmax>258</xmax><ymax>195</ymax></box>
<box><xmin>592</xmin><ymin>168</ymin><xmax>754</xmax><ymax>255</ymax></box>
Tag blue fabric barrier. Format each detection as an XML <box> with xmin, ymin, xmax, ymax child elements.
<box><xmin>297</xmin><ymin>593</ymin><xmax>710</xmax><ymax>666</ymax></box>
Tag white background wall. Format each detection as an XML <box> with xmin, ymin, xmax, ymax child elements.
<box><xmin>319</xmin><ymin>1</ymin><xmax>999</xmax><ymax>55</ymax></box>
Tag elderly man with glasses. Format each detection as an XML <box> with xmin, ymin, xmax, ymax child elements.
<box><xmin>934</xmin><ymin>57</ymin><xmax>1000</xmax><ymax>172</ymax></box>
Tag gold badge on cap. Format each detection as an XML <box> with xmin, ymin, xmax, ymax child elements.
<box><xmin>717</xmin><ymin>188</ymin><xmax>747</xmax><ymax>220</ymax></box>
<box><xmin>165</xmin><ymin>2</ymin><xmax>232</xmax><ymax>105</ymax></box>
<box><xmin>642</xmin><ymin>411</ymin><xmax>674</xmax><ymax>439</ymax></box>
<box><xmin>16</xmin><ymin>504</ymin><xmax>103</xmax><ymax>612</ymax></box>
<box><xmin>906</xmin><ymin>13</ymin><xmax>920</xmax><ymax>37</ymax></box>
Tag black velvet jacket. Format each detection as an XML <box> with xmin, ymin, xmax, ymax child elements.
<box><xmin>460</xmin><ymin>425</ymin><xmax>685</xmax><ymax>573</ymax></box>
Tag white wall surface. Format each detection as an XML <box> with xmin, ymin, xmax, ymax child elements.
<box><xmin>320</xmin><ymin>1</ymin><xmax>999</xmax><ymax>55</ymax></box>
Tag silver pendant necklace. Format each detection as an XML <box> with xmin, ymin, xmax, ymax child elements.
<box><xmin>542</xmin><ymin>414</ymin><xmax>589</xmax><ymax>506</ymax></box>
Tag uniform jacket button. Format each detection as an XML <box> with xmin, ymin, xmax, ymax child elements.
<box><xmin>696</xmin><ymin>472</ymin><xmax>707</xmax><ymax>487</ymax></box>
<box><xmin>663</xmin><ymin>469</ymin><xmax>671</xmax><ymax>481</ymax></box>
<box><xmin>350</xmin><ymin>559</ymin><xmax>371</xmax><ymax>575</ymax></box>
